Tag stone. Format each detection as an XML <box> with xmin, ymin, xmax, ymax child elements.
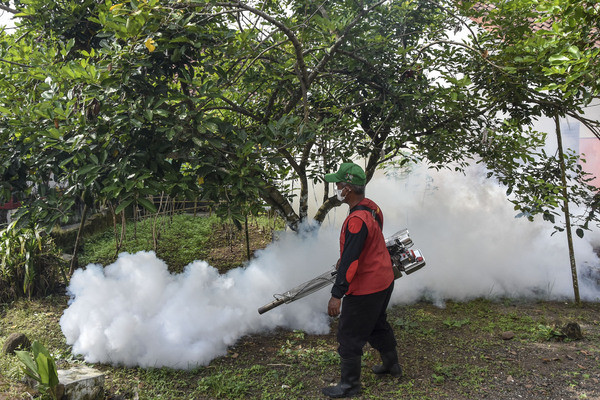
<box><xmin>561</xmin><ymin>322</ymin><xmax>583</xmax><ymax>340</ymax></box>
<box><xmin>58</xmin><ymin>365</ymin><xmax>105</xmax><ymax>400</ymax></box>
<box><xmin>501</xmin><ymin>331</ymin><xmax>515</xmax><ymax>340</ymax></box>
<box><xmin>2</xmin><ymin>333</ymin><xmax>30</xmax><ymax>354</ymax></box>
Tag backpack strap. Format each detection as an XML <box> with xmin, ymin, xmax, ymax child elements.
<box><xmin>352</xmin><ymin>205</ymin><xmax>383</xmax><ymax>229</ymax></box>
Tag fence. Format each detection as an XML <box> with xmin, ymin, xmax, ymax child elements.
<box><xmin>134</xmin><ymin>195</ymin><xmax>213</xmax><ymax>220</ymax></box>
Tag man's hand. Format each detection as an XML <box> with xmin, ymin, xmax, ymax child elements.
<box><xmin>327</xmin><ymin>296</ymin><xmax>341</xmax><ymax>317</ymax></box>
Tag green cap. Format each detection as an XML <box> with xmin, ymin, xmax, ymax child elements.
<box><xmin>324</xmin><ymin>162</ymin><xmax>366</xmax><ymax>186</ymax></box>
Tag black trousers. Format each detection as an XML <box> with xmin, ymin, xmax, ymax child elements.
<box><xmin>337</xmin><ymin>282</ymin><xmax>397</xmax><ymax>359</ymax></box>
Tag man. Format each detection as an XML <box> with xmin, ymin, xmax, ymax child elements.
<box><xmin>322</xmin><ymin>162</ymin><xmax>402</xmax><ymax>398</ymax></box>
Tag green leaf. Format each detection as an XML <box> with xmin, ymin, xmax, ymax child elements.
<box><xmin>78</xmin><ymin>164</ymin><xmax>98</xmax><ymax>175</ymax></box>
<box><xmin>101</xmin><ymin>185</ymin><xmax>121</xmax><ymax>196</ymax></box>
<box><xmin>567</xmin><ymin>46</ymin><xmax>581</xmax><ymax>59</ymax></box>
<box><xmin>137</xmin><ymin>197</ymin><xmax>157</xmax><ymax>213</ymax></box>
<box><xmin>548</xmin><ymin>54</ymin><xmax>570</xmax><ymax>65</ymax></box>
<box><xmin>575</xmin><ymin>228</ymin><xmax>584</xmax><ymax>238</ymax></box>
<box><xmin>144</xmin><ymin>109</ymin><xmax>153</xmax><ymax>121</ymax></box>
<box><xmin>36</xmin><ymin>353</ymin><xmax>51</xmax><ymax>385</ymax></box>
<box><xmin>154</xmin><ymin>109</ymin><xmax>169</xmax><ymax>117</ymax></box>
<box><xmin>125</xmin><ymin>179</ymin><xmax>136</xmax><ymax>192</ymax></box>
<box><xmin>15</xmin><ymin>351</ymin><xmax>40</xmax><ymax>382</ymax></box>
<box><xmin>115</xmin><ymin>199</ymin><xmax>134</xmax><ymax>214</ymax></box>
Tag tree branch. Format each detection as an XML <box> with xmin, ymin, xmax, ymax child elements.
<box><xmin>307</xmin><ymin>0</ymin><xmax>387</xmax><ymax>85</ymax></box>
<box><xmin>412</xmin><ymin>108</ymin><xmax>491</xmax><ymax>138</ymax></box>
<box><xmin>216</xmin><ymin>1</ymin><xmax>310</xmax><ymax>117</ymax></box>
<box><xmin>216</xmin><ymin>96</ymin><xmax>263</xmax><ymax>122</ymax></box>
<box><xmin>565</xmin><ymin>111</ymin><xmax>600</xmax><ymax>140</ymax></box>
<box><xmin>0</xmin><ymin>4</ymin><xmax>18</xmax><ymax>14</ymax></box>
<box><xmin>415</xmin><ymin>40</ymin><xmax>505</xmax><ymax>72</ymax></box>
<box><xmin>260</xmin><ymin>183</ymin><xmax>300</xmax><ymax>231</ymax></box>
<box><xmin>278</xmin><ymin>0</ymin><xmax>388</xmax><ymax>119</ymax></box>
<box><xmin>313</xmin><ymin>195</ymin><xmax>341</xmax><ymax>224</ymax></box>
<box><xmin>0</xmin><ymin>58</ymin><xmax>31</xmax><ymax>68</ymax></box>
<box><xmin>229</xmin><ymin>39</ymin><xmax>290</xmax><ymax>87</ymax></box>
<box><xmin>279</xmin><ymin>148</ymin><xmax>301</xmax><ymax>173</ymax></box>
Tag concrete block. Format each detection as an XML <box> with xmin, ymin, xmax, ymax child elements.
<box><xmin>57</xmin><ymin>365</ymin><xmax>104</xmax><ymax>400</ymax></box>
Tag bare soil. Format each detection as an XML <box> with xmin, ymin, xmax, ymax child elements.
<box><xmin>217</xmin><ymin>300</ymin><xmax>600</xmax><ymax>400</ymax></box>
<box><xmin>2</xmin><ymin>225</ymin><xmax>600</xmax><ymax>399</ymax></box>
<box><xmin>202</xmin><ymin>227</ymin><xmax>600</xmax><ymax>399</ymax></box>
<box><xmin>194</xmin><ymin>228</ymin><xmax>600</xmax><ymax>399</ymax></box>
<box><xmin>204</xmin><ymin>221</ymin><xmax>275</xmax><ymax>273</ymax></box>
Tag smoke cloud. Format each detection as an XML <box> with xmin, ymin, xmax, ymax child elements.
<box><xmin>60</xmin><ymin>164</ymin><xmax>600</xmax><ymax>368</ymax></box>
<box><xmin>369</xmin><ymin>165</ymin><xmax>600</xmax><ymax>305</ymax></box>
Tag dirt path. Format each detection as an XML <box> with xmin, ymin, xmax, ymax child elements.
<box><xmin>215</xmin><ymin>300</ymin><xmax>600</xmax><ymax>399</ymax></box>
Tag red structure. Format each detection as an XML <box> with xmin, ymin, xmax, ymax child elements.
<box><xmin>0</xmin><ymin>197</ymin><xmax>20</xmax><ymax>210</ymax></box>
<box><xmin>580</xmin><ymin>138</ymin><xmax>600</xmax><ymax>189</ymax></box>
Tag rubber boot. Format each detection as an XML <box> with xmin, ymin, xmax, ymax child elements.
<box><xmin>321</xmin><ymin>356</ymin><xmax>362</xmax><ymax>398</ymax></box>
<box><xmin>371</xmin><ymin>349</ymin><xmax>403</xmax><ymax>378</ymax></box>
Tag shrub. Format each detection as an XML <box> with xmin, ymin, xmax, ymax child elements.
<box><xmin>0</xmin><ymin>222</ymin><xmax>66</xmax><ymax>301</ymax></box>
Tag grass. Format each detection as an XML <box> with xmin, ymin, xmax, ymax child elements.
<box><xmin>77</xmin><ymin>213</ymin><xmax>283</xmax><ymax>273</ymax></box>
<box><xmin>1</xmin><ymin>214</ymin><xmax>600</xmax><ymax>399</ymax></box>
<box><xmin>78</xmin><ymin>214</ymin><xmax>218</xmax><ymax>272</ymax></box>
<box><xmin>2</xmin><ymin>296</ymin><xmax>600</xmax><ymax>399</ymax></box>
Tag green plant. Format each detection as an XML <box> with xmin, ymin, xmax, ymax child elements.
<box><xmin>196</xmin><ymin>367</ymin><xmax>257</xmax><ymax>399</ymax></box>
<box><xmin>291</xmin><ymin>330</ymin><xmax>306</xmax><ymax>340</ymax></box>
<box><xmin>443</xmin><ymin>318</ymin><xmax>471</xmax><ymax>328</ymax></box>
<box><xmin>535</xmin><ymin>324</ymin><xmax>565</xmax><ymax>341</ymax></box>
<box><xmin>419</xmin><ymin>327</ymin><xmax>438</xmax><ymax>336</ymax></box>
<box><xmin>78</xmin><ymin>214</ymin><xmax>217</xmax><ymax>271</ymax></box>
<box><xmin>394</xmin><ymin>318</ymin><xmax>419</xmax><ymax>331</ymax></box>
<box><xmin>433</xmin><ymin>363</ymin><xmax>457</xmax><ymax>379</ymax></box>
<box><xmin>0</xmin><ymin>222</ymin><xmax>65</xmax><ymax>301</ymax></box>
<box><xmin>15</xmin><ymin>341</ymin><xmax>60</xmax><ymax>400</ymax></box>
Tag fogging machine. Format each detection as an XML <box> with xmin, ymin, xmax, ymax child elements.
<box><xmin>258</xmin><ymin>229</ymin><xmax>426</xmax><ymax>314</ymax></box>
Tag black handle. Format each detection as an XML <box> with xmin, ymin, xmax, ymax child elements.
<box><xmin>257</xmin><ymin>297</ymin><xmax>287</xmax><ymax>314</ymax></box>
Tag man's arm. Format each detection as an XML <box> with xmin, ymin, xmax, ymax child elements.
<box><xmin>331</xmin><ymin>216</ymin><xmax>368</xmax><ymax>299</ymax></box>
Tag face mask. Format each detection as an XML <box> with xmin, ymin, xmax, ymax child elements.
<box><xmin>336</xmin><ymin>187</ymin><xmax>346</xmax><ymax>202</ymax></box>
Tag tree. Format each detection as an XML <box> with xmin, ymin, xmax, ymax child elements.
<box><xmin>0</xmin><ymin>0</ymin><xmax>596</xmax><ymax>244</ymax></box>
<box><xmin>458</xmin><ymin>0</ymin><xmax>600</xmax><ymax>303</ymax></box>
<box><xmin>0</xmin><ymin>0</ymin><xmax>206</xmax><ymax>230</ymax></box>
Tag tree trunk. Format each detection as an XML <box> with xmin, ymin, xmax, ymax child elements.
<box><xmin>555</xmin><ymin>114</ymin><xmax>580</xmax><ymax>305</ymax></box>
<box><xmin>110</xmin><ymin>203</ymin><xmax>122</xmax><ymax>257</ymax></box>
<box><xmin>245</xmin><ymin>214</ymin><xmax>251</xmax><ymax>261</ymax></box>
<box><xmin>120</xmin><ymin>210</ymin><xmax>126</xmax><ymax>247</ymax></box>
<box><xmin>314</xmin><ymin>196</ymin><xmax>341</xmax><ymax>225</ymax></box>
<box><xmin>260</xmin><ymin>183</ymin><xmax>300</xmax><ymax>231</ymax></box>
<box><xmin>153</xmin><ymin>193</ymin><xmax>165</xmax><ymax>251</ymax></box>
<box><xmin>69</xmin><ymin>203</ymin><xmax>88</xmax><ymax>277</ymax></box>
<box><xmin>133</xmin><ymin>204</ymin><xmax>138</xmax><ymax>240</ymax></box>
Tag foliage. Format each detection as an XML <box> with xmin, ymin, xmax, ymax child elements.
<box><xmin>442</xmin><ymin>317</ymin><xmax>471</xmax><ymax>329</ymax></box>
<box><xmin>0</xmin><ymin>222</ymin><xmax>65</xmax><ymax>301</ymax></box>
<box><xmin>0</xmin><ymin>0</ymin><xmax>564</xmax><ymax>231</ymax></box>
<box><xmin>79</xmin><ymin>213</ymin><xmax>217</xmax><ymax>272</ymax></box>
<box><xmin>458</xmin><ymin>0</ymin><xmax>600</xmax><ymax>235</ymax></box>
<box><xmin>464</xmin><ymin>0</ymin><xmax>600</xmax><ymax>106</ymax></box>
<box><xmin>534</xmin><ymin>324</ymin><xmax>566</xmax><ymax>341</ymax></box>
<box><xmin>15</xmin><ymin>340</ymin><xmax>60</xmax><ymax>400</ymax></box>
<box><xmin>78</xmin><ymin>213</ymin><xmax>281</xmax><ymax>272</ymax></box>
<box><xmin>0</xmin><ymin>0</ymin><xmax>597</xmax><ymax>242</ymax></box>
<box><xmin>0</xmin><ymin>0</ymin><xmax>203</xmax><ymax>231</ymax></box>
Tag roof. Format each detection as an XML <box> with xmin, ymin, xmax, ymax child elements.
<box><xmin>470</xmin><ymin>3</ymin><xmax>600</xmax><ymax>48</ymax></box>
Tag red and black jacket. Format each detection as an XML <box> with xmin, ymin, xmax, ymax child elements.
<box><xmin>331</xmin><ymin>198</ymin><xmax>394</xmax><ymax>299</ymax></box>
